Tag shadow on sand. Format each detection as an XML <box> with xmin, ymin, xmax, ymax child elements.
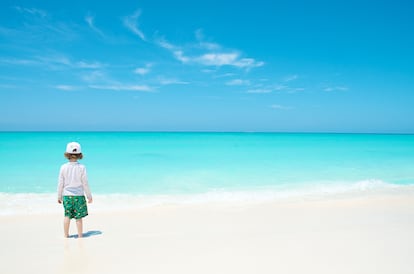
<box><xmin>68</xmin><ymin>230</ymin><xmax>103</xmax><ymax>239</ymax></box>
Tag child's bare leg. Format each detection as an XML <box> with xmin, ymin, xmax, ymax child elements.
<box><xmin>76</xmin><ymin>218</ymin><xmax>83</xmax><ymax>238</ymax></box>
<box><xmin>63</xmin><ymin>217</ymin><xmax>70</xmax><ymax>238</ymax></box>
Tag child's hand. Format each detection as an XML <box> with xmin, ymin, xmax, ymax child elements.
<box><xmin>58</xmin><ymin>199</ymin><xmax>62</xmax><ymax>204</ymax></box>
<box><xmin>88</xmin><ymin>198</ymin><xmax>93</xmax><ymax>203</ymax></box>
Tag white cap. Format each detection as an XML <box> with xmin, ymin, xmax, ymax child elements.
<box><xmin>66</xmin><ymin>142</ymin><xmax>82</xmax><ymax>154</ymax></box>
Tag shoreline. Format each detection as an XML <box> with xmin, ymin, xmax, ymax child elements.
<box><xmin>2</xmin><ymin>181</ymin><xmax>413</xmax><ymax>216</ymax></box>
<box><xmin>1</xmin><ymin>193</ymin><xmax>414</xmax><ymax>274</ymax></box>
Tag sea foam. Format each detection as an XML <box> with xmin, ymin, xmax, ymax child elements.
<box><xmin>1</xmin><ymin>179</ymin><xmax>412</xmax><ymax>216</ymax></box>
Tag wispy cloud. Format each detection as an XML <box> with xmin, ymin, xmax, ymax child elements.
<box><xmin>14</xmin><ymin>6</ymin><xmax>47</xmax><ymax>18</ymax></box>
<box><xmin>246</xmin><ymin>83</ymin><xmax>288</xmax><ymax>94</ymax></box>
<box><xmin>283</xmin><ymin>74</ymin><xmax>298</xmax><ymax>82</ymax></box>
<box><xmin>82</xmin><ymin>68</ymin><xmax>155</xmax><ymax>92</ymax></box>
<box><xmin>85</xmin><ymin>14</ymin><xmax>105</xmax><ymax>37</ymax></box>
<box><xmin>225</xmin><ymin>79</ymin><xmax>250</xmax><ymax>86</ymax></box>
<box><xmin>182</xmin><ymin>51</ymin><xmax>263</xmax><ymax>69</ymax></box>
<box><xmin>156</xmin><ymin>37</ymin><xmax>175</xmax><ymax>50</ymax></box>
<box><xmin>323</xmin><ymin>86</ymin><xmax>348</xmax><ymax>92</ymax></box>
<box><xmin>246</xmin><ymin>83</ymin><xmax>305</xmax><ymax>94</ymax></box>
<box><xmin>9</xmin><ymin>6</ymin><xmax>79</xmax><ymax>43</ymax></box>
<box><xmin>2</xmin><ymin>54</ymin><xmax>105</xmax><ymax>71</ymax></box>
<box><xmin>134</xmin><ymin>67</ymin><xmax>150</xmax><ymax>75</ymax></box>
<box><xmin>196</xmin><ymin>53</ymin><xmax>259</xmax><ymax>68</ymax></box>
<box><xmin>55</xmin><ymin>85</ymin><xmax>78</xmax><ymax>91</ymax></box>
<box><xmin>195</xmin><ymin>29</ymin><xmax>221</xmax><ymax>50</ymax></box>
<box><xmin>156</xmin><ymin>36</ymin><xmax>264</xmax><ymax>70</ymax></box>
<box><xmin>89</xmin><ymin>84</ymin><xmax>152</xmax><ymax>92</ymax></box>
<box><xmin>0</xmin><ymin>58</ymin><xmax>39</xmax><ymax>66</ymax></box>
<box><xmin>133</xmin><ymin>63</ymin><xmax>152</xmax><ymax>75</ymax></box>
<box><xmin>197</xmin><ymin>52</ymin><xmax>238</xmax><ymax>66</ymax></box>
<box><xmin>123</xmin><ymin>10</ymin><xmax>146</xmax><ymax>41</ymax></box>
<box><xmin>157</xmin><ymin>77</ymin><xmax>189</xmax><ymax>85</ymax></box>
<box><xmin>133</xmin><ymin>16</ymin><xmax>263</xmax><ymax>70</ymax></box>
<box><xmin>272</xmin><ymin>84</ymin><xmax>290</xmax><ymax>91</ymax></box>
<box><xmin>37</xmin><ymin>55</ymin><xmax>105</xmax><ymax>71</ymax></box>
<box><xmin>172</xmin><ymin>50</ymin><xmax>190</xmax><ymax>63</ymax></box>
<box><xmin>81</xmin><ymin>70</ymin><xmax>105</xmax><ymax>82</ymax></box>
<box><xmin>76</xmin><ymin>60</ymin><xmax>104</xmax><ymax>69</ymax></box>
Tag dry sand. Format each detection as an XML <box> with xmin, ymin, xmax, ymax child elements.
<box><xmin>1</xmin><ymin>194</ymin><xmax>414</xmax><ymax>274</ymax></box>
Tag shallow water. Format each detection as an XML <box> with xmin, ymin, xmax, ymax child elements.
<box><xmin>1</xmin><ymin>132</ymin><xmax>413</xmax><ymax>214</ymax></box>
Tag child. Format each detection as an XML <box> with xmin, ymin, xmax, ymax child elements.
<box><xmin>57</xmin><ymin>142</ymin><xmax>93</xmax><ymax>238</ymax></box>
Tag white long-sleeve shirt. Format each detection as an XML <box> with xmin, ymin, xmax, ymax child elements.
<box><xmin>57</xmin><ymin>161</ymin><xmax>92</xmax><ymax>200</ymax></box>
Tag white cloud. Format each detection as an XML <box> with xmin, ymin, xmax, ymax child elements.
<box><xmin>0</xmin><ymin>58</ymin><xmax>38</xmax><ymax>66</ymax></box>
<box><xmin>201</xmin><ymin>69</ymin><xmax>216</xmax><ymax>74</ymax></box>
<box><xmin>32</xmin><ymin>55</ymin><xmax>105</xmax><ymax>71</ymax></box>
<box><xmin>158</xmin><ymin>77</ymin><xmax>189</xmax><ymax>85</ymax></box>
<box><xmin>246</xmin><ymin>84</ymin><xmax>289</xmax><ymax>94</ymax></box>
<box><xmin>14</xmin><ymin>6</ymin><xmax>47</xmax><ymax>18</ymax></box>
<box><xmin>246</xmin><ymin>83</ymin><xmax>305</xmax><ymax>94</ymax></box>
<box><xmin>9</xmin><ymin>55</ymin><xmax>71</xmax><ymax>70</ymax></box>
<box><xmin>156</xmin><ymin>37</ymin><xmax>176</xmax><ymax>50</ymax></box>
<box><xmin>226</xmin><ymin>79</ymin><xmax>250</xmax><ymax>86</ymax></box>
<box><xmin>85</xmin><ymin>15</ymin><xmax>94</xmax><ymax>26</ymax></box>
<box><xmin>76</xmin><ymin>61</ymin><xmax>104</xmax><ymax>69</ymax></box>
<box><xmin>89</xmin><ymin>84</ymin><xmax>152</xmax><ymax>92</ymax></box>
<box><xmin>134</xmin><ymin>67</ymin><xmax>150</xmax><ymax>75</ymax></box>
<box><xmin>82</xmin><ymin>70</ymin><xmax>105</xmax><ymax>82</ymax></box>
<box><xmin>272</xmin><ymin>84</ymin><xmax>289</xmax><ymax>91</ymax></box>
<box><xmin>85</xmin><ymin>15</ymin><xmax>105</xmax><ymax>37</ymax></box>
<box><xmin>156</xmin><ymin>36</ymin><xmax>263</xmax><ymax>69</ymax></box>
<box><xmin>178</xmin><ymin>51</ymin><xmax>263</xmax><ymax>69</ymax></box>
<box><xmin>196</xmin><ymin>52</ymin><xmax>238</xmax><ymax>66</ymax></box>
<box><xmin>7</xmin><ymin>53</ymin><xmax>104</xmax><ymax>72</ymax></box>
<box><xmin>199</xmin><ymin>41</ymin><xmax>221</xmax><ymax>51</ymax></box>
<box><xmin>123</xmin><ymin>10</ymin><xmax>146</xmax><ymax>41</ymax></box>
<box><xmin>6</xmin><ymin>7</ymin><xmax>79</xmax><ymax>44</ymax></box>
<box><xmin>173</xmin><ymin>50</ymin><xmax>190</xmax><ymax>63</ymax></box>
<box><xmin>195</xmin><ymin>29</ymin><xmax>221</xmax><ymax>50</ymax></box>
<box><xmin>283</xmin><ymin>74</ymin><xmax>298</xmax><ymax>82</ymax></box>
<box><xmin>0</xmin><ymin>55</ymin><xmax>92</xmax><ymax>69</ymax></box>
<box><xmin>134</xmin><ymin>63</ymin><xmax>152</xmax><ymax>75</ymax></box>
<box><xmin>55</xmin><ymin>85</ymin><xmax>77</xmax><ymax>91</ymax></box>
<box><xmin>324</xmin><ymin>86</ymin><xmax>348</xmax><ymax>92</ymax></box>
<box><xmin>232</xmin><ymin>58</ymin><xmax>264</xmax><ymax>69</ymax></box>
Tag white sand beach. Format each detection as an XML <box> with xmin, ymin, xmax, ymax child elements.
<box><xmin>1</xmin><ymin>194</ymin><xmax>414</xmax><ymax>274</ymax></box>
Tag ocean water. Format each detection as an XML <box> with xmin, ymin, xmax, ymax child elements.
<box><xmin>1</xmin><ymin>132</ymin><xmax>414</xmax><ymax>214</ymax></box>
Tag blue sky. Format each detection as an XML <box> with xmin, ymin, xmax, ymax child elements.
<box><xmin>1</xmin><ymin>0</ymin><xmax>413</xmax><ymax>132</ymax></box>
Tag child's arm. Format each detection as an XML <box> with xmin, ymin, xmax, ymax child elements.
<box><xmin>57</xmin><ymin>166</ymin><xmax>64</xmax><ymax>203</ymax></box>
<box><xmin>82</xmin><ymin>166</ymin><xmax>93</xmax><ymax>203</ymax></box>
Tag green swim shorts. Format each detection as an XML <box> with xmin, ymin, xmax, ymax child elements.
<box><xmin>63</xmin><ymin>196</ymin><xmax>88</xmax><ymax>219</ymax></box>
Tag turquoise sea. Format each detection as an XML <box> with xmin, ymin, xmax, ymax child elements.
<box><xmin>1</xmin><ymin>132</ymin><xmax>414</xmax><ymax>214</ymax></box>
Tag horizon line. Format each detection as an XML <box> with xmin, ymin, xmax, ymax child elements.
<box><xmin>1</xmin><ymin>130</ymin><xmax>413</xmax><ymax>135</ymax></box>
